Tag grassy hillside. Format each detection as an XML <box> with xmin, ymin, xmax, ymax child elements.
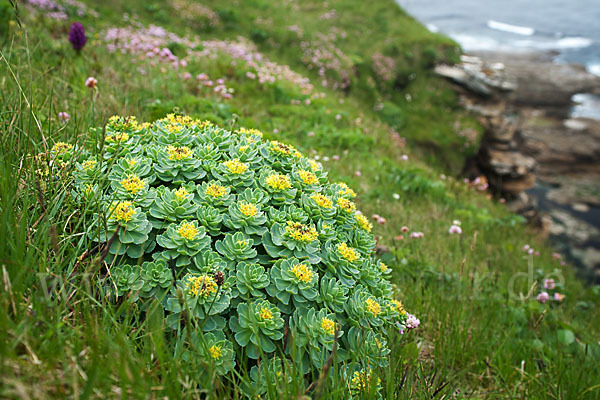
<box><xmin>1</xmin><ymin>0</ymin><xmax>599</xmax><ymax>398</ymax></box>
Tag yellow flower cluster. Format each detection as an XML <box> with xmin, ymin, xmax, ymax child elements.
<box><xmin>223</xmin><ymin>159</ymin><xmax>248</xmax><ymax>174</ymax></box>
<box><xmin>336</xmin><ymin>197</ymin><xmax>356</xmax><ymax>213</ymax></box>
<box><xmin>110</xmin><ymin>201</ymin><xmax>135</xmax><ymax>223</ymax></box>
<box><xmin>310</xmin><ymin>193</ymin><xmax>332</xmax><ymax>208</ymax></box>
<box><xmin>120</xmin><ymin>174</ymin><xmax>145</xmax><ymax>194</ymax></box>
<box><xmin>320</xmin><ymin>317</ymin><xmax>336</xmax><ymax>335</ymax></box>
<box><xmin>108</xmin><ymin>115</ymin><xmax>139</xmax><ymax>131</ymax></box>
<box><xmin>82</xmin><ymin>159</ymin><xmax>96</xmax><ymax>170</ymax></box>
<box><xmin>259</xmin><ymin>306</ymin><xmax>273</xmax><ymax>320</ymax></box>
<box><xmin>205</xmin><ymin>183</ymin><xmax>227</xmax><ymax>198</ymax></box>
<box><xmin>126</xmin><ymin>158</ymin><xmax>138</xmax><ymax>167</ymax></box>
<box><xmin>174</xmin><ymin>187</ymin><xmax>189</xmax><ymax>201</ymax></box>
<box><xmin>379</xmin><ymin>262</ymin><xmax>389</xmax><ymax>273</ymax></box>
<box><xmin>187</xmin><ymin>274</ymin><xmax>218</xmax><ymax>298</ymax></box>
<box><xmin>285</xmin><ymin>221</ymin><xmax>318</xmax><ymax>242</ymax></box>
<box><xmin>337</xmin><ymin>242</ymin><xmax>360</xmax><ymax>262</ymax></box>
<box><xmin>105</xmin><ymin>132</ymin><xmax>129</xmax><ymax>143</ymax></box>
<box><xmin>52</xmin><ymin>142</ymin><xmax>73</xmax><ymax>154</ymax></box>
<box><xmin>298</xmin><ymin>169</ymin><xmax>318</xmax><ymax>185</ymax></box>
<box><xmin>178</xmin><ymin>222</ymin><xmax>199</xmax><ymax>240</ymax></box>
<box><xmin>337</xmin><ymin>182</ymin><xmax>356</xmax><ymax>198</ymax></box>
<box><xmin>239</xmin><ymin>202</ymin><xmax>258</xmax><ymax>217</ymax></box>
<box><xmin>161</xmin><ymin>113</ymin><xmax>198</xmax><ymax>127</ymax></box>
<box><xmin>167</xmin><ymin>145</ymin><xmax>193</xmax><ymax>161</ymax></box>
<box><xmin>236</xmin><ymin>127</ymin><xmax>263</xmax><ymax>138</ymax></box>
<box><xmin>365</xmin><ymin>298</ymin><xmax>381</xmax><ymax>317</ymax></box>
<box><xmin>307</xmin><ymin>159</ymin><xmax>320</xmax><ymax>172</ymax></box>
<box><xmin>290</xmin><ymin>262</ymin><xmax>314</xmax><ymax>283</ymax></box>
<box><xmin>391</xmin><ymin>299</ymin><xmax>406</xmax><ymax>316</ymax></box>
<box><xmin>270</xmin><ymin>141</ymin><xmax>293</xmax><ymax>156</ymax></box>
<box><xmin>265</xmin><ymin>174</ymin><xmax>292</xmax><ymax>190</ymax></box>
<box><xmin>350</xmin><ymin>369</ymin><xmax>380</xmax><ymax>392</ymax></box>
<box><xmin>209</xmin><ymin>345</ymin><xmax>223</xmax><ymax>360</ymax></box>
<box><xmin>356</xmin><ymin>213</ymin><xmax>372</xmax><ymax>232</ymax></box>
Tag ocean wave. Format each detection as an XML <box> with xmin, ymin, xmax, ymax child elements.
<box><xmin>513</xmin><ymin>37</ymin><xmax>593</xmax><ymax>50</ymax></box>
<box><xmin>588</xmin><ymin>64</ymin><xmax>600</xmax><ymax>77</ymax></box>
<box><xmin>487</xmin><ymin>20</ymin><xmax>535</xmax><ymax>36</ymax></box>
<box><xmin>451</xmin><ymin>32</ymin><xmax>594</xmax><ymax>52</ymax></box>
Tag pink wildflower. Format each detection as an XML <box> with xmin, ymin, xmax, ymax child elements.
<box><xmin>449</xmin><ymin>225</ymin><xmax>462</xmax><ymax>235</ymax></box>
<box><xmin>543</xmin><ymin>279</ymin><xmax>555</xmax><ymax>290</ymax></box>
<box><xmin>537</xmin><ymin>292</ymin><xmax>550</xmax><ymax>304</ymax></box>
<box><xmin>58</xmin><ymin>112</ymin><xmax>70</xmax><ymax>123</ymax></box>
<box><xmin>85</xmin><ymin>76</ymin><xmax>97</xmax><ymax>88</ymax></box>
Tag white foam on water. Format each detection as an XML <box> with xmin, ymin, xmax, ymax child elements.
<box><xmin>450</xmin><ymin>33</ymin><xmax>502</xmax><ymax>51</ymax></box>
<box><xmin>571</xmin><ymin>93</ymin><xmax>600</xmax><ymax>120</ymax></box>
<box><xmin>426</xmin><ymin>23</ymin><xmax>439</xmax><ymax>33</ymax></box>
<box><xmin>512</xmin><ymin>36</ymin><xmax>593</xmax><ymax>50</ymax></box>
<box><xmin>588</xmin><ymin>64</ymin><xmax>600</xmax><ymax>77</ymax></box>
<box><xmin>487</xmin><ymin>20</ymin><xmax>535</xmax><ymax>36</ymax></box>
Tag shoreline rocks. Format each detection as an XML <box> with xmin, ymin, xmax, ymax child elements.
<box><xmin>436</xmin><ymin>51</ymin><xmax>600</xmax><ymax>280</ymax></box>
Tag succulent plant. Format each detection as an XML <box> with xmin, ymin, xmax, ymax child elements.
<box><xmin>61</xmin><ymin>114</ymin><xmax>411</xmax><ymax>380</ymax></box>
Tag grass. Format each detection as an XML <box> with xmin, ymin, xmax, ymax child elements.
<box><xmin>1</xmin><ymin>0</ymin><xmax>600</xmax><ymax>398</ymax></box>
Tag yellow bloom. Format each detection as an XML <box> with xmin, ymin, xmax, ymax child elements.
<box><xmin>236</xmin><ymin>239</ymin><xmax>248</xmax><ymax>247</ymax></box>
<box><xmin>270</xmin><ymin>141</ymin><xmax>295</xmax><ymax>156</ymax></box>
<box><xmin>120</xmin><ymin>174</ymin><xmax>145</xmax><ymax>195</ymax></box>
<box><xmin>110</xmin><ymin>201</ymin><xmax>135</xmax><ymax>223</ymax></box>
<box><xmin>320</xmin><ymin>317</ymin><xmax>335</xmax><ymax>335</ymax></box>
<box><xmin>259</xmin><ymin>307</ymin><xmax>273</xmax><ymax>320</ymax></box>
<box><xmin>105</xmin><ymin>132</ymin><xmax>129</xmax><ymax>143</ymax></box>
<box><xmin>285</xmin><ymin>221</ymin><xmax>318</xmax><ymax>242</ymax></box>
<box><xmin>290</xmin><ymin>262</ymin><xmax>314</xmax><ymax>283</ymax></box>
<box><xmin>298</xmin><ymin>169</ymin><xmax>318</xmax><ymax>185</ymax></box>
<box><xmin>365</xmin><ymin>298</ymin><xmax>381</xmax><ymax>317</ymax></box>
<box><xmin>209</xmin><ymin>345</ymin><xmax>222</xmax><ymax>360</ymax></box>
<box><xmin>84</xmin><ymin>184</ymin><xmax>94</xmax><ymax>194</ymax></box>
<box><xmin>205</xmin><ymin>183</ymin><xmax>227</xmax><ymax>198</ymax></box>
<box><xmin>310</xmin><ymin>193</ymin><xmax>332</xmax><ymax>208</ymax></box>
<box><xmin>52</xmin><ymin>142</ymin><xmax>73</xmax><ymax>154</ymax></box>
<box><xmin>174</xmin><ymin>187</ymin><xmax>189</xmax><ymax>201</ymax></box>
<box><xmin>350</xmin><ymin>369</ymin><xmax>380</xmax><ymax>392</ymax></box>
<box><xmin>82</xmin><ymin>159</ymin><xmax>96</xmax><ymax>170</ymax></box>
<box><xmin>239</xmin><ymin>145</ymin><xmax>249</xmax><ymax>152</ymax></box>
<box><xmin>108</xmin><ymin>115</ymin><xmax>139</xmax><ymax>131</ymax></box>
<box><xmin>391</xmin><ymin>299</ymin><xmax>406</xmax><ymax>316</ymax></box>
<box><xmin>239</xmin><ymin>202</ymin><xmax>258</xmax><ymax>217</ymax></box>
<box><xmin>337</xmin><ymin>242</ymin><xmax>360</xmax><ymax>262</ymax></box>
<box><xmin>178</xmin><ymin>222</ymin><xmax>199</xmax><ymax>240</ymax></box>
<box><xmin>126</xmin><ymin>158</ymin><xmax>138</xmax><ymax>167</ymax></box>
<box><xmin>379</xmin><ymin>262</ymin><xmax>389</xmax><ymax>273</ymax></box>
<box><xmin>223</xmin><ymin>159</ymin><xmax>248</xmax><ymax>174</ymax></box>
<box><xmin>167</xmin><ymin>145</ymin><xmax>193</xmax><ymax>161</ymax></box>
<box><xmin>236</xmin><ymin>127</ymin><xmax>263</xmax><ymax>138</ymax></box>
<box><xmin>307</xmin><ymin>159</ymin><xmax>320</xmax><ymax>172</ymax></box>
<box><xmin>265</xmin><ymin>174</ymin><xmax>292</xmax><ymax>191</ymax></box>
<box><xmin>356</xmin><ymin>213</ymin><xmax>372</xmax><ymax>232</ymax></box>
<box><xmin>337</xmin><ymin>182</ymin><xmax>356</xmax><ymax>198</ymax></box>
<box><xmin>336</xmin><ymin>197</ymin><xmax>356</xmax><ymax>213</ymax></box>
<box><xmin>187</xmin><ymin>274</ymin><xmax>218</xmax><ymax>297</ymax></box>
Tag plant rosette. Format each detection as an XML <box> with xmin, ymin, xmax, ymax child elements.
<box><xmin>102</xmin><ymin>116</ymin><xmax>143</xmax><ymax>159</ymax></box>
<box><xmin>258</xmin><ymin>170</ymin><xmax>297</xmax><ymax>205</ymax></box>
<box><xmin>234</xmin><ymin>262</ymin><xmax>270</xmax><ymax>301</ymax></box>
<box><xmin>300</xmin><ymin>192</ymin><xmax>337</xmax><ymax>220</ymax></box>
<box><xmin>215</xmin><ymin>232</ymin><xmax>258</xmax><ymax>268</ymax></box>
<box><xmin>139</xmin><ymin>261</ymin><xmax>173</xmax><ymax>298</ymax></box>
<box><xmin>261</xmin><ymin>140</ymin><xmax>303</xmax><ymax>171</ymax></box>
<box><xmin>212</xmin><ymin>158</ymin><xmax>254</xmax><ymax>189</ymax></box>
<box><xmin>287</xmin><ymin>307</ymin><xmax>342</xmax><ymax>372</ymax></box>
<box><xmin>321</xmin><ymin>240</ymin><xmax>362</xmax><ymax>287</ymax></box>
<box><xmin>195</xmin><ymin>124</ymin><xmax>233</xmax><ymax>151</ymax></box>
<box><xmin>179</xmin><ymin>331</ymin><xmax>236</xmax><ymax>376</ymax></box>
<box><xmin>190</xmin><ymin>251</ymin><xmax>229</xmax><ymax>275</ymax></box>
<box><xmin>149</xmin><ymin>144</ymin><xmax>205</xmax><ymax>184</ymax></box>
<box><xmin>149</xmin><ymin>184</ymin><xmax>198</xmax><ymax>228</ymax></box>
<box><xmin>109</xmin><ymin>264</ymin><xmax>143</xmax><ymax>298</ymax></box>
<box><xmin>358</xmin><ymin>260</ymin><xmax>393</xmax><ymax>298</ymax></box>
<box><xmin>195</xmin><ymin>204</ymin><xmax>224</xmax><ymax>236</ymax></box>
<box><xmin>165</xmin><ymin>273</ymin><xmax>231</xmax><ymax>331</ymax></box>
<box><xmin>155</xmin><ymin>220</ymin><xmax>211</xmax><ymax>267</ymax></box>
<box><xmin>195</xmin><ymin>181</ymin><xmax>234</xmax><ymax>209</ymax></box>
<box><xmin>73</xmin><ymin>157</ymin><xmax>105</xmax><ymax>186</ymax></box>
<box><xmin>266</xmin><ymin>258</ymin><xmax>318</xmax><ymax>310</ymax></box>
<box><xmin>344</xmin><ymin>286</ymin><xmax>394</xmax><ymax>328</ymax></box>
<box><xmin>266</xmin><ymin>204</ymin><xmax>309</xmax><ymax>227</ymax></box>
<box><xmin>89</xmin><ymin>200</ymin><xmax>154</xmax><ymax>258</ymax></box>
<box><xmin>317</xmin><ymin>274</ymin><xmax>349</xmax><ymax>313</ymax></box>
<box><xmin>291</xmin><ymin>166</ymin><xmax>325</xmax><ymax>193</ymax></box>
<box><xmin>110</xmin><ymin>171</ymin><xmax>155</xmax><ymax>208</ymax></box>
<box><xmin>223</xmin><ymin>199</ymin><xmax>268</xmax><ymax>236</ymax></box>
<box><xmin>108</xmin><ymin>155</ymin><xmax>155</xmax><ymax>184</ymax></box>
<box><xmin>229</xmin><ymin>299</ymin><xmax>284</xmax><ymax>359</ymax></box>
<box><xmin>262</xmin><ymin>221</ymin><xmax>321</xmax><ymax>264</ymax></box>
<box><xmin>344</xmin><ymin>327</ymin><xmax>391</xmax><ymax>368</ymax></box>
